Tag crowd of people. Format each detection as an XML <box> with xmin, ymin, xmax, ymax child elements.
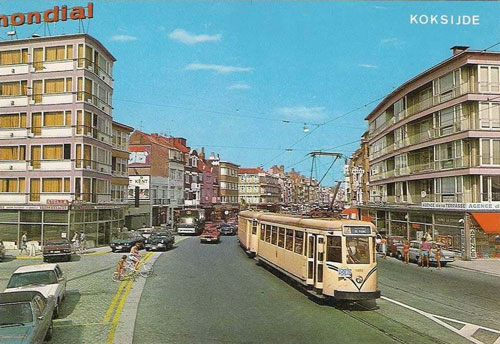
<box><xmin>377</xmin><ymin>233</ymin><xmax>444</xmax><ymax>269</ymax></box>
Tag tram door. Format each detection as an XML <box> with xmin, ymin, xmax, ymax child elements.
<box><xmin>306</xmin><ymin>233</ymin><xmax>316</xmax><ymax>285</ymax></box>
<box><xmin>316</xmin><ymin>236</ymin><xmax>324</xmax><ymax>289</ymax></box>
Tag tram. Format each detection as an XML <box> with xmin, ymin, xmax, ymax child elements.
<box><xmin>238</xmin><ymin>211</ymin><xmax>380</xmax><ymax>300</ymax></box>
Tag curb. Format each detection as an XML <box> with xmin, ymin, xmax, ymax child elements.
<box><xmin>448</xmin><ymin>264</ymin><xmax>500</xmax><ymax>278</ymax></box>
<box><xmin>112</xmin><ymin>252</ymin><xmax>162</xmax><ymax>344</ymax></box>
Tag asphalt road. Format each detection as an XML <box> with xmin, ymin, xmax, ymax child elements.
<box><xmin>134</xmin><ymin>236</ymin><xmax>500</xmax><ymax>344</ymax></box>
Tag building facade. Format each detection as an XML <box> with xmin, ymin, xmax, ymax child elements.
<box><xmin>126</xmin><ymin>132</ymin><xmax>184</xmax><ymax>229</ymax></box>
<box><xmin>0</xmin><ymin>33</ymin><xmax>128</xmax><ymax>248</ymax></box>
<box><xmin>361</xmin><ymin>46</ymin><xmax>500</xmax><ymax>259</ymax></box>
<box><xmin>238</xmin><ymin>168</ymin><xmax>281</xmax><ymax>207</ymax></box>
<box><xmin>344</xmin><ymin>132</ymin><xmax>370</xmax><ymax>207</ymax></box>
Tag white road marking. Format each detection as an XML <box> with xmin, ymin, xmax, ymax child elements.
<box><xmin>381</xmin><ymin>296</ymin><xmax>500</xmax><ymax>344</ymax></box>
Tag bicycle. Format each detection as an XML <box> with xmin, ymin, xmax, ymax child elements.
<box><xmin>112</xmin><ymin>257</ymin><xmax>154</xmax><ymax>281</ymax></box>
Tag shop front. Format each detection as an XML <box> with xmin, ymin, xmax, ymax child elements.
<box><xmin>470</xmin><ymin>213</ymin><xmax>500</xmax><ymax>258</ymax></box>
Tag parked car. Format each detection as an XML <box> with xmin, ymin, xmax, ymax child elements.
<box><xmin>0</xmin><ymin>291</ymin><xmax>55</xmax><ymax>343</ymax></box>
<box><xmin>387</xmin><ymin>236</ymin><xmax>406</xmax><ymax>258</ymax></box>
<box><xmin>43</xmin><ymin>239</ymin><xmax>72</xmax><ymax>262</ymax></box>
<box><xmin>200</xmin><ymin>228</ymin><xmax>220</xmax><ymax>244</ymax></box>
<box><xmin>109</xmin><ymin>231</ymin><xmax>146</xmax><ymax>252</ymax></box>
<box><xmin>408</xmin><ymin>240</ymin><xmax>455</xmax><ymax>266</ymax></box>
<box><xmin>145</xmin><ymin>231</ymin><xmax>175</xmax><ymax>251</ymax></box>
<box><xmin>0</xmin><ymin>241</ymin><xmax>5</xmax><ymax>262</ymax></box>
<box><xmin>218</xmin><ymin>223</ymin><xmax>236</xmax><ymax>236</ymax></box>
<box><xmin>137</xmin><ymin>228</ymin><xmax>153</xmax><ymax>239</ymax></box>
<box><xmin>5</xmin><ymin>264</ymin><xmax>66</xmax><ymax>318</ymax></box>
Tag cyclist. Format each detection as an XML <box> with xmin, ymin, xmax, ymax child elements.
<box><xmin>128</xmin><ymin>242</ymin><xmax>142</xmax><ymax>270</ymax></box>
<box><xmin>116</xmin><ymin>255</ymin><xmax>128</xmax><ymax>280</ymax></box>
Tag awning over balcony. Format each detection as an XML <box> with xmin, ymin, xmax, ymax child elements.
<box><xmin>471</xmin><ymin>213</ymin><xmax>500</xmax><ymax>234</ymax></box>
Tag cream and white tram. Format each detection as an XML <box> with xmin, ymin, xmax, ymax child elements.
<box><xmin>238</xmin><ymin>211</ymin><xmax>380</xmax><ymax>300</ymax></box>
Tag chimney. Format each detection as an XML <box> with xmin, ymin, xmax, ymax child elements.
<box><xmin>200</xmin><ymin>147</ymin><xmax>205</xmax><ymax>160</ymax></box>
<box><xmin>450</xmin><ymin>46</ymin><xmax>469</xmax><ymax>56</ymax></box>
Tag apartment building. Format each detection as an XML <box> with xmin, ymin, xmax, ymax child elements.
<box><xmin>238</xmin><ymin>168</ymin><xmax>281</xmax><ymax>207</ymax></box>
<box><xmin>127</xmin><ymin>131</ymin><xmax>185</xmax><ymax>229</ymax></box>
<box><xmin>0</xmin><ymin>33</ymin><xmax>129</xmax><ymax>248</ymax></box>
<box><xmin>361</xmin><ymin>46</ymin><xmax>500</xmax><ymax>259</ymax></box>
<box><xmin>344</xmin><ymin>132</ymin><xmax>370</xmax><ymax>208</ymax></box>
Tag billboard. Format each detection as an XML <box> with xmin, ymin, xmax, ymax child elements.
<box><xmin>129</xmin><ymin>145</ymin><xmax>151</xmax><ymax>166</ymax></box>
<box><xmin>128</xmin><ymin>175</ymin><xmax>150</xmax><ymax>200</ymax></box>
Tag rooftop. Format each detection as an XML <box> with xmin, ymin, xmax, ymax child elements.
<box><xmin>13</xmin><ymin>264</ymin><xmax>59</xmax><ymax>274</ymax></box>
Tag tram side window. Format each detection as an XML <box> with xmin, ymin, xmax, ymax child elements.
<box><xmin>285</xmin><ymin>229</ymin><xmax>293</xmax><ymax>251</ymax></box>
<box><xmin>294</xmin><ymin>231</ymin><xmax>304</xmax><ymax>255</ymax></box>
<box><xmin>252</xmin><ymin>221</ymin><xmax>258</xmax><ymax>235</ymax></box>
<box><xmin>278</xmin><ymin>228</ymin><xmax>285</xmax><ymax>248</ymax></box>
<box><xmin>260</xmin><ymin>224</ymin><xmax>265</xmax><ymax>241</ymax></box>
<box><xmin>271</xmin><ymin>226</ymin><xmax>278</xmax><ymax>245</ymax></box>
<box><xmin>265</xmin><ymin>225</ymin><xmax>271</xmax><ymax>243</ymax></box>
<box><xmin>326</xmin><ymin>236</ymin><xmax>342</xmax><ymax>263</ymax></box>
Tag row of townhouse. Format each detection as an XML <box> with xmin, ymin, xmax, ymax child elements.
<box><xmin>345</xmin><ymin>46</ymin><xmax>500</xmax><ymax>259</ymax></box>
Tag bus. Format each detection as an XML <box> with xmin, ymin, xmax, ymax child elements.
<box><xmin>238</xmin><ymin>210</ymin><xmax>380</xmax><ymax>301</ymax></box>
<box><xmin>177</xmin><ymin>209</ymin><xmax>205</xmax><ymax>235</ymax></box>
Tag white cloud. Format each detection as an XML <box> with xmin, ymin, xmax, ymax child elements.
<box><xmin>381</xmin><ymin>37</ymin><xmax>404</xmax><ymax>48</ymax></box>
<box><xmin>228</xmin><ymin>83</ymin><xmax>251</xmax><ymax>90</ymax></box>
<box><xmin>169</xmin><ymin>29</ymin><xmax>221</xmax><ymax>45</ymax></box>
<box><xmin>277</xmin><ymin>106</ymin><xmax>327</xmax><ymax>120</ymax></box>
<box><xmin>185</xmin><ymin>63</ymin><xmax>253</xmax><ymax>74</ymax></box>
<box><xmin>110</xmin><ymin>35</ymin><xmax>137</xmax><ymax>42</ymax></box>
<box><xmin>358</xmin><ymin>64</ymin><xmax>378</xmax><ymax>69</ymax></box>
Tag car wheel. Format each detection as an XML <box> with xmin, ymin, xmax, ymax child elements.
<box><xmin>397</xmin><ymin>252</ymin><xmax>402</xmax><ymax>260</ymax></box>
<box><xmin>66</xmin><ymin>255</ymin><xmax>71</xmax><ymax>262</ymax></box>
<box><xmin>111</xmin><ymin>248</ymin><xmax>116</xmax><ymax>253</ymax></box>
<box><xmin>45</xmin><ymin>320</ymin><xmax>53</xmax><ymax>341</ymax></box>
<box><xmin>53</xmin><ymin>304</ymin><xmax>59</xmax><ymax>319</ymax></box>
<box><xmin>441</xmin><ymin>262</ymin><xmax>447</xmax><ymax>267</ymax></box>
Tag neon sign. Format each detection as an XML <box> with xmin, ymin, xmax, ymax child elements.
<box><xmin>0</xmin><ymin>3</ymin><xmax>93</xmax><ymax>27</ymax></box>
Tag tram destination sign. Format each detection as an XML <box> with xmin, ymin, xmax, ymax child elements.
<box><xmin>343</xmin><ymin>225</ymin><xmax>371</xmax><ymax>235</ymax></box>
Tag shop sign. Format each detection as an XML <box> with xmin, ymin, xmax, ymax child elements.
<box><xmin>0</xmin><ymin>205</ymin><xmax>67</xmax><ymax>210</ymax></box>
<box><xmin>47</xmin><ymin>199</ymin><xmax>69</xmax><ymax>205</ymax></box>
<box><xmin>422</xmin><ymin>202</ymin><xmax>500</xmax><ymax>210</ymax></box>
<box><xmin>129</xmin><ymin>145</ymin><xmax>151</xmax><ymax>166</ymax></box>
<box><xmin>0</xmin><ymin>3</ymin><xmax>93</xmax><ymax>27</ymax></box>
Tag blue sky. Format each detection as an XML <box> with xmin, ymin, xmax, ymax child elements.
<box><xmin>2</xmin><ymin>1</ymin><xmax>500</xmax><ymax>184</ymax></box>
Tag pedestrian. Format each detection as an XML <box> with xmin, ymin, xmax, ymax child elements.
<box><xmin>20</xmin><ymin>232</ymin><xmax>28</xmax><ymax>255</ymax></box>
<box><xmin>435</xmin><ymin>244</ymin><xmax>442</xmax><ymax>270</ymax></box>
<box><xmin>72</xmin><ymin>231</ymin><xmax>80</xmax><ymax>252</ymax></box>
<box><xmin>403</xmin><ymin>239</ymin><xmax>410</xmax><ymax>264</ymax></box>
<box><xmin>420</xmin><ymin>237</ymin><xmax>431</xmax><ymax>268</ymax></box>
<box><xmin>425</xmin><ymin>231</ymin><xmax>432</xmax><ymax>242</ymax></box>
<box><xmin>380</xmin><ymin>236</ymin><xmax>387</xmax><ymax>259</ymax></box>
<box><xmin>80</xmin><ymin>231</ymin><xmax>87</xmax><ymax>250</ymax></box>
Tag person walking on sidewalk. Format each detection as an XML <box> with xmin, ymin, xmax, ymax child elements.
<box><xmin>380</xmin><ymin>236</ymin><xmax>387</xmax><ymax>259</ymax></box>
<box><xmin>403</xmin><ymin>239</ymin><xmax>410</xmax><ymax>264</ymax></box>
<box><xmin>420</xmin><ymin>237</ymin><xmax>432</xmax><ymax>268</ymax></box>
<box><xmin>20</xmin><ymin>232</ymin><xmax>28</xmax><ymax>255</ymax></box>
<box><xmin>435</xmin><ymin>244</ymin><xmax>442</xmax><ymax>270</ymax></box>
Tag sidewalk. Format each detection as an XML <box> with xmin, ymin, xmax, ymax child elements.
<box><xmin>5</xmin><ymin>245</ymin><xmax>111</xmax><ymax>260</ymax></box>
<box><xmin>449</xmin><ymin>259</ymin><xmax>500</xmax><ymax>277</ymax></box>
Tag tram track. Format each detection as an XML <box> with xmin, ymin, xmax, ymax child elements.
<box><xmin>340</xmin><ymin>301</ymin><xmax>451</xmax><ymax>344</ymax></box>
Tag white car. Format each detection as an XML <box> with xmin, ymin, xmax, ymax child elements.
<box><xmin>4</xmin><ymin>264</ymin><xmax>66</xmax><ymax>318</ymax></box>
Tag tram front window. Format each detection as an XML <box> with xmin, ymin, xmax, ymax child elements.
<box><xmin>346</xmin><ymin>237</ymin><xmax>370</xmax><ymax>264</ymax></box>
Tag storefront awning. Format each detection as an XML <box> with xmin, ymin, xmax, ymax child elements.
<box><xmin>471</xmin><ymin>213</ymin><xmax>500</xmax><ymax>234</ymax></box>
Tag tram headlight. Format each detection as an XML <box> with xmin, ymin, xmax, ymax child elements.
<box><xmin>355</xmin><ymin>276</ymin><xmax>364</xmax><ymax>284</ymax></box>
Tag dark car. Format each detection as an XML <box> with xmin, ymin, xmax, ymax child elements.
<box><xmin>109</xmin><ymin>232</ymin><xmax>145</xmax><ymax>252</ymax></box>
<box><xmin>200</xmin><ymin>229</ymin><xmax>220</xmax><ymax>244</ymax></box>
<box><xmin>43</xmin><ymin>239</ymin><xmax>72</xmax><ymax>262</ymax></box>
<box><xmin>0</xmin><ymin>291</ymin><xmax>55</xmax><ymax>343</ymax></box>
<box><xmin>387</xmin><ymin>236</ymin><xmax>406</xmax><ymax>258</ymax></box>
<box><xmin>145</xmin><ymin>231</ymin><xmax>175</xmax><ymax>251</ymax></box>
<box><xmin>218</xmin><ymin>223</ymin><xmax>236</xmax><ymax>236</ymax></box>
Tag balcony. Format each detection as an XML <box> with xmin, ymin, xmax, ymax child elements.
<box><xmin>0</xmin><ymin>161</ymin><xmax>28</xmax><ymax>172</ymax></box>
<box><xmin>0</xmin><ymin>128</ymin><xmax>30</xmax><ymax>139</ymax></box>
<box><xmin>38</xmin><ymin>93</ymin><xmax>73</xmax><ymax>105</ymax></box>
<box><xmin>0</xmin><ymin>95</ymin><xmax>28</xmax><ymax>108</ymax></box>
<box><xmin>0</xmin><ymin>193</ymin><xmax>26</xmax><ymax>203</ymax></box>
<box><xmin>32</xmin><ymin>126</ymin><xmax>73</xmax><ymax>138</ymax></box>
<box><xmin>41</xmin><ymin>60</ymin><xmax>74</xmax><ymax>73</ymax></box>
<box><xmin>0</xmin><ymin>64</ymin><xmax>29</xmax><ymax>76</ymax></box>
<box><xmin>370</xmin><ymin>143</ymin><xmax>395</xmax><ymax>160</ymax></box>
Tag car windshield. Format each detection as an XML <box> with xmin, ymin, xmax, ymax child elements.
<box><xmin>179</xmin><ymin>217</ymin><xmax>195</xmax><ymax>224</ymax></box>
<box><xmin>0</xmin><ymin>302</ymin><xmax>33</xmax><ymax>325</ymax></box>
<box><xmin>7</xmin><ymin>271</ymin><xmax>58</xmax><ymax>288</ymax></box>
<box><xmin>113</xmin><ymin>233</ymin><xmax>134</xmax><ymax>240</ymax></box>
<box><xmin>151</xmin><ymin>234</ymin><xmax>169</xmax><ymax>239</ymax></box>
<box><xmin>346</xmin><ymin>237</ymin><xmax>370</xmax><ymax>264</ymax></box>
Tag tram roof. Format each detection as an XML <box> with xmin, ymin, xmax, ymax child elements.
<box><xmin>239</xmin><ymin>211</ymin><xmax>372</xmax><ymax>230</ymax></box>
